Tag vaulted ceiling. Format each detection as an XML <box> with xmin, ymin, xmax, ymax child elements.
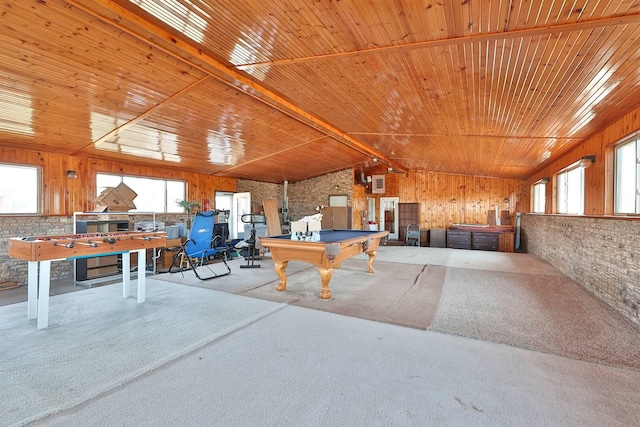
<box><xmin>1</xmin><ymin>0</ymin><xmax>640</xmax><ymax>183</ymax></box>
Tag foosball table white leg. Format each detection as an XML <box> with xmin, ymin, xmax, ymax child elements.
<box><xmin>37</xmin><ymin>260</ymin><xmax>51</xmax><ymax>330</ymax></box>
<box><xmin>136</xmin><ymin>249</ymin><xmax>145</xmax><ymax>303</ymax></box>
<box><xmin>122</xmin><ymin>252</ymin><xmax>131</xmax><ymax>298</ymax></box>
<box><xmin>27</xmin><ymin>261</ymin><xmax>38</xmax><ymax>320</ymax></box>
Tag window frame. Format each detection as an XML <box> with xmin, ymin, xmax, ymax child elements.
<box><xmin>613</xmin><ymin>133</ymin><xmax>640</xmax><ymax>215</ymax></box>
<box><xmin>96</xmin><ymin>173</ymin><xmax>186</xmax><ymax>213</ymax></box>
<box><xmin>0</xmin><ymin>163</ymin><xmax>40</xmax><ymax>215</ymax></box>
<box><xmin>532</xmin><ymin>180</ymin><xmax>547</xmax><ymax>213</ymax></box>
<box><xmin>556</xmin><ymin>162</ymin><xmax>585</xmax><ymax>215</ymax></box>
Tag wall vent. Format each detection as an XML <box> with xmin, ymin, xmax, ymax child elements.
<box><xmin>371</xmin><ymin>174</ymin><xmax>386</xmax><ymax>194</ymax></box>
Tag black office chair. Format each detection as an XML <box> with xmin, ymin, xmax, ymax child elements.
<box><xmin>240</xmin><ymin>214</ymin><xmax>266</xmax><ymax>268</ymax></box>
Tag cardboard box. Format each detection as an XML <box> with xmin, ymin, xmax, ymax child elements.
<box><xmin>290</xmin><ymin>219</ymin><xmax>322</xmax><ymax>242</ymax></box>
<box><xmin>290</xmin><ymin>221</ymin><xmax>307</xmax><ymax>233</ymax></box>
<box><xmin>93</xmin><ymin>182</ymin><xmax>137</xmax><ymax>212</ymax></box>
<box><xmin>165</xmin><ymin>238</ymin><xmax>182</xmax><ymax>248</ymax></box>
<box><xmin>87</xmin><ymin>255</ymin><xmax>118</xmax><ymax>268</ymax></box>
<box><xmin>307</xmin><ymin>220</ymin><xmax>322</xmax><ymax>232</ymax></box>
<box><xmin>290</xmin><ymin>219</ymin><xmax>322</xmax><ymax>233</ymax></box>
<box><xmin>114</xmin><ymin>182</ymin><xmax>137</xmax><ymax>202</ymax></box>
<box><xmin>92</xmin><ymin>210</ymin><xmax>130</xmax><ymax>221</ymax></box>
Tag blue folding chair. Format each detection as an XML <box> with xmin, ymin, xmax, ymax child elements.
<box><xmin>169</xmin><ymin>212</ymin><xmax>231</xmax><ymax>280</ymax></box>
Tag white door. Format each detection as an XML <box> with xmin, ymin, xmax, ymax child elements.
<box><xmin>214</xmin><ymin>191</ymin><xmax>234</xmax><ymax>237</ymax></box>
<box><xmin>232</xmin><ymin>192</ymin><xmax>251</xmax><ymax>239</ymax></box>
<box><xmin>379</xmin><ymin>197</ymin><xmax>400</xmax><ymax>240</ymax></box>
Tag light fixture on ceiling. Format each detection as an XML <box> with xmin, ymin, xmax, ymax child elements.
<box><xmin>372</xmin><ymin>157</ymin><xmax>378</xmax><ymax>162</ymax></box>
<box><xmin>67</xmin><ymin>170</ymin><xmax>77</xmax><ymax>179</ymax></box>
<box><xmin>579</xmin><ymin>155</ymin><xmax>596</xmax><ymax>168</ymax></box>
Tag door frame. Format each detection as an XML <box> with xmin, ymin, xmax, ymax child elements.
<box><xmin>231</xmin><ymin>192</ymin><xmax>251</xmax><ymax>239</ymax></box>
<box><xmin>379</xmin><ymin>197</ymin><xmax>400</xmax><ymax>240</ymax></box>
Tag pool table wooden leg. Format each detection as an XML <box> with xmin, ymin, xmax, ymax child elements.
<box><xmin>366</xmin><ymin>250</ymin><xmax>377</xmax><ymax>273</ymax></box>
<box><xmin>275</xmin><ymin>261</ymin><xmax>289</xmax><ymax>291</ymax></box>
<box><xmin>318</xmin><ymin>267</ymin><xmax>333</xmax><ymax>299</ymax></box>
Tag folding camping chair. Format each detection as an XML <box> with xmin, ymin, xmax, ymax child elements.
<box><xmin>169</xmin><ymin>211</ymin><xmax>231</xmax><ymax>280</ymax></box>
<box><xmin>405</xmin><ymin>224</ymin><xmax>420</xmax><ymax>246</ymax></box>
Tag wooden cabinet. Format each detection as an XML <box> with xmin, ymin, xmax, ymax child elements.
<box><xmin>447</xmin><ymin>229</ymin><xmax>471</xmax><ymax>249</ymax></box>
<box><xmin>321</xmin><ymin>207</ymin><xmax>352</xmax><ymax>229</ymax></box>
<box><xmin>446</xmin><ymin>226</ymin><xmax>515</xmax><ymax>252</ymax></box>
<box><xmin>430</xmin><ymin>228</ymin><xmax>446</xmax><ymax>247</ymax></box>
<box><xmin>398</xmin><ymin>203</ymin><xmax>419</xmax><ymax>243</ymax></box>
<box><xmin>498</xmin><ymin>232</ymin><xmax>515</xmax><ymax>252</ymax></box>
<box><xmin>472</xmin><ymin>232</ymin><xmax>499</xmax><ymax>251</ymax></box>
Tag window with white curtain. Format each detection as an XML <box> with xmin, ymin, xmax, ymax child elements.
<box><xmin>557</xmin><ymin>165</ymin><xmax>585</xmax><ymax>214</ymax></box>
<box><xmin>96</xmin><ymin>173</ymin><xmax>185</xmax><ymax>213</ymax></box>
<box><xmin>0</xmin><ymin>164</ymin><xmax>39</xmax><ymax>214</ymax></box>
<box><xmin>615</xmin><ymin>135</ymin><xmax>640</xmax><ymax>214</ymax></box>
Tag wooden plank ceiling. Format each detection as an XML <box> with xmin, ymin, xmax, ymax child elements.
<box><xmin>1</xmin><ymin>0</ymin><xmax>640</xmax><ymax>183</ymax></box>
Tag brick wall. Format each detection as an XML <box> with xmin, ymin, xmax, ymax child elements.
<box><xmin>1</xmin><ymin>213</ymin><xmax>188</xmax><ymax>286</ymax></box>
<box><xmin>236</xmin><ymin>180</ymin><xmax>283</xmax><ymax>213</ymax></box>
<box><xmin>287</xmin><ymin>169</ymin><xmax>353</xmax><ymax>221</ymax></box>
<box><xmin>1</xmin><ymin>216</ymin><xmax>75</xmax><ymax>284</ymax></box>
<box><xmin>238</xmin><ymin>170</ymin><xmax>353</xmax><ymax>224</ymax></box>
<box><xmin>521</xmin><ymin>214</ymin><xmax>640</xmax><ymax>328</ymax></box>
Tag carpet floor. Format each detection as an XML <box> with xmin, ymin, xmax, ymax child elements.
<box><xmin>2</xmin><ymin>246</ymin><xmax>640</xmax><ymax>426</ymax></box>
<box><xmin>151</xmin><ymin>246</ymin><xmax>640</xmax><ymax>371</ymax></box>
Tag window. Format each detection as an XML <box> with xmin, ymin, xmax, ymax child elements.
<box><xmin>557</xmin><ymin>165</ymin><xmax>585</xmax><ymax>214</ymax></box>
<box><xmin>0</xmin><ymin>164</ymin><xmax>39</xmax><ymax>214</ymax></box>
<box><xmin>532</xmin><ymin>180</ymin><xmax>546</xmax><ymax>213</ymax></box>
<box><xmin>96</xmin><ymin>173</ymin><xmax>185</xmax><ymax>213</ymax></box>
<box><xmin>615</xmin><ymin>136</ymin><xmax>640</xmax><ymax>214</ymax></box>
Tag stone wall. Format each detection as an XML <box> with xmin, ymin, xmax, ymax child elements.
<box><xmin>0</xmin><ymin>216</ymin><xmax>75</xmax><ymax>283</ymax></box>
<box><xmin>521</xmin><ymin>214</ymin><xmax>640</xmax><ymax>328</ymax></box>
<box><xmin>287</xmin><ymin>169</ymin><xmax>353</xmax><ymax>221</ymax></box>
<box><xmin>236</xmin><ymin>180</ymin><xmax>283</xmax><ymax>213</ymax></box>
<box><xmin>1</xmin><ymin>213</ymin><xmax>188</xmax><ymax>285</ymax></box>
<box><xmin>237</xmin><ymin>170</ymin><xmax>353</xmax><ymax>225</ymax></box>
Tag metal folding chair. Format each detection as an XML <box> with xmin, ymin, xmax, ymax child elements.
<box><xmin>169</xmin><ymin>212</ymin><xmax>231</xmax><ymax>280</ymax></box>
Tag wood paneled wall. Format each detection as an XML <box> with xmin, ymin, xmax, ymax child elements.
<box><xmin>526</xmin><ymin>105</ymin><xmax>640</xmax><ymax>215</ymax></box>
<box><xmin>0</xmin><ymin>147</ymin><xmax>236</xmax><ymax>216</ymax></box>
<box><xmin>353</xmin><ymin>171</ymin><xmax>527</xmax><ymax>229</ymax></box>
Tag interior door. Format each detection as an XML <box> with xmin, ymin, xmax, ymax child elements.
<box><xmin>214</xmin><ymin>191</ymin><xmax>234</xmax><ymax>237</ymax></box>
<box><xmin>232</xmin><ymin>192</ymin><xmax>251</xmax><ymax>239</ymax></box>
<box><xmin>379</xmin><ymin>197</ymin><xmax>399</xmax><ymax>240</ymax></box>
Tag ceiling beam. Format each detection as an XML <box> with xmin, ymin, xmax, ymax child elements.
<box><xmin>66</xmin><ymin>0</ymin><xmax>407</xmax><ymax>174</ymax></box>
<box><xmin>71</xmin><ymin>75</ymin><xmax>212</xmax><ymax>156</ymax></box>
<box><xmin>348</xmin><ymin>132</ymin><xmax>583</xmax><ymax>141</ymax></box>
<box><xmin>237</xmin><ymin>13</ymin><xmax>640</xmax><ymax>70</ymax></box>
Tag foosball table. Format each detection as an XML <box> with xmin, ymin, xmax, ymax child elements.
<box><xmin>8</xmin><ymin>230</ymin><xmax>167</xmax><ymax>329</ymax></box>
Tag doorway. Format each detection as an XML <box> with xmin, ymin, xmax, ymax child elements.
<box><xmin>232</xmin><ymin>192</ymin><xmax>251</xmax><ymax>239</ymax></box>
<box><xmin>215</xmin><ymin>191</ymin><xmax>251</xmax><ymax>239</ymax></box>
<box><xmin>379</xmin><ymin>197</ymin><xmax>399</xmax><ymax>240</ymax></box>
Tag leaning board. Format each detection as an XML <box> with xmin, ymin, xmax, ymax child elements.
<box><xmin>263</xmin><ymin>199</ymin><xmax>281</xmax><ymax>236</ymax></box>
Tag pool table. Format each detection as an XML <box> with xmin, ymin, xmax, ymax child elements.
<box><xmin>259</xmin><ymin>229</ymin><xmax>390</xmax><ymax>299</ymax></box>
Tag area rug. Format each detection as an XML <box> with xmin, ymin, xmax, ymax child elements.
<box><xmin>429</xmin><ymin>268</ymin><xmax>640</xmax><ymax>371</ymax></box>
<box><xmin>241</xmin><ymin>259</ymin><xmax>445</xmax><ymax>330</ymax></box>
<box><xmin>153</xmin><ymin>249</ymin><xmax>640</xmax><ymax>370</ymax></box>
<box><xmin>153</xmin><ymin>257</ymin><xmax>312</xmax><ymax>294</ymax></box>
